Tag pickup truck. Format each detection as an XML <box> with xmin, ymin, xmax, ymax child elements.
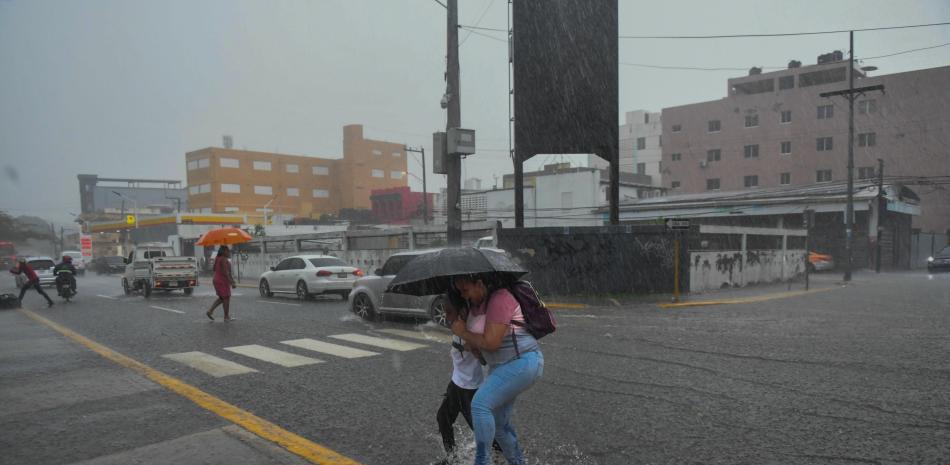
<box><xmin>122</xmin><ymin>243</ymin><xmax>199</xmax><ymax>298</ymax></box>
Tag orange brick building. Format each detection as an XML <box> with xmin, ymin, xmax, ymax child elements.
<box><xmin>185</xmin><ymin>125</ymin><xmax>407</xmax><ymax>221</ymax></box>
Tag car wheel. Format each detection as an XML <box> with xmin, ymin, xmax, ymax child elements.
<box><xmin>143</xmin><ymin>282</ymin><xmax>151</xmax><ymax>299</ymax></box>
<box><xmin>430</xmin><ymin>296</ymin><xmax>448</xmax><ymax>327</ymax></box>
<box><xmin>122</xmin><ymin>278</ymin><xmax>132</xmax><ymax>296</ymax></box>
<box><xmin>351</xmin><ymin>293</ymin><xmax>377</xmax><ymax>321</ymax></box>
<box><xmin>296</xmin><ymin>281</ymin><xmax>310</xmax><ymax>300</ymax></box>
<box><xmin>259</xmin><ymin>279</ymin><xmax>274</xmax><ymax>298</ymax></box>
<box><xmin>183</xmin><ymin>287</ymin><xmax>194</xmax><ymax>296</ymax></box>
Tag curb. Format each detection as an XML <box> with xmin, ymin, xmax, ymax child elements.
<box><xmin>658</xmin><ymin>286</ymin><xmax>841</xmax><ymax>309</ymax></box>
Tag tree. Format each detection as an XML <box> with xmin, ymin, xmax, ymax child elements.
<box><xmin>0</xmin><ymin>211</ymin><xmax>52</xmax><ymax>242</ymax></box>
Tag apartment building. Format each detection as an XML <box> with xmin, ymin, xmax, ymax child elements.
<box><xmin>185</xmin><ymin>124</ymin><xmax>407</xmax><ymax>220</ymax></box>
<box><xmin>662</xmin><ymin>59</ymin><xmax>950</xmax><ymax>233</ymax></box>
<box><xmin>589</xmin><ymin>109</ymin><xmax>663</xmax><ymax>185</ymax></box>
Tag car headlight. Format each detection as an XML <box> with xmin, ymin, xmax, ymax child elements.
<box><xmin>928</xmin><ymin>256</ymin><xmax>934</xmax><ymax>262</ymax></box>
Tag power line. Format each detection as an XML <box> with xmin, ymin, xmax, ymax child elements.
<box><xmin>862</xmin><ymin>41</ymin><xmax>950</xmax><ymax>60</ymax></box>
<box><xmin>461</xmin><ymin>21</ymin><xmax>950</xmax><ymax>39</ymax></box>
<box><xmin>621</xmin><ymin>62</ymin><xmax>784</xmax><ymax>72</ymax></box>
<box><xmin>462</xmin><ymin>27</ymin><xmax>508</xmax><ymax>44</ymax></box>
<box><xmin>618</xmin><ymin>21</ymin><xmax>950</xmax><ymax>39</ymax></box>
<box><xmin>433</xmin><ymin>0</ymin><xmax>447</xmax><ymax>9</ymax></box>
<box><xmin>460</xmin><ymin>0</ymin><xmax>497</xmax><ymax>47</ymax></box>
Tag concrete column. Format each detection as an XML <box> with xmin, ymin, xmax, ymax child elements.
<box><xmin>740</xmin><ymin>233</ymin><xmax>747</xmax><ymax>286</ymax></box>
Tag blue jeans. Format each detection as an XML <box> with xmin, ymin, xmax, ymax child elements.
<box><xmin>471</xmin><ymin>350</ymin><xmax>544</xmax><ymax>465</ymax></box>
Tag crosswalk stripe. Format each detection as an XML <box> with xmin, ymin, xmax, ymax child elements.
<box><xmin>162</xmin><ymin>351</ymin><xmax>258</xmax><ymax>377</ymax></box>
<box><xmin>281</xmin><ymin>338</ymin><xmax>379</xmax><ymax>359</ymax></box>
<box><xmin>150</xmin><ymin>305</ymin><xmax>185</xmax><ymax>314</ymax></box>
<box><xmin>257</xmin><ymin>300</ymin><xmax>301</xmax><ymax>307</ymax></box>
<box><xmin>377</xmin><ymin>328</ymin><xmax>453</xmax><ymax>344</ymax></box>
<box><xmin>224</xmin><ymin>345</ymin><xmax>324</xmax><ymax>367</ymax></box>
<box><xmin>329</xmin><ymin>333</ymin><xmax>427</xmax><ymax>351</ymax></box>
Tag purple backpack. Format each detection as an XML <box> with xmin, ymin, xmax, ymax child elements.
<box><xmin>508</xmin><ymin>280</ymin><xmax>556</xmax><ymax>340</ymax></box>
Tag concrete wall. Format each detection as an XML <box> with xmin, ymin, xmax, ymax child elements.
<box><xmin>689</xmin><ymin>249</ymin><xmax>806</xmax><ymax>293</ymax></box>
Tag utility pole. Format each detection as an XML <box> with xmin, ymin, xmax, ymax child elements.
<box><xmin>445</xmin><ymin>0</ymin><xmax>462</xmax><ymax>246</ymax></box>
<box><xmin>876</xmin><ymin>158</ymin><xmax>884</xmax><ymax>273</ymax></box>
<box><xmin>819</xmin><ymin>30</ymin><xmax>884</xmax><ymax>282</ymax></box>
<box><xmin>404</xmin><ymin>145</ymin><xmax>428</xmax><ymax>225</ymax></box>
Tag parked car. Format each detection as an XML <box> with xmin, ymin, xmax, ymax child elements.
<box><xmin>259</xmin><ymin>255</ymin><xmax>363</xmax><ymax>300</ymax></box>
<box><xmin>927</xmin><ymin>245</ymin><xmax>950</xmax><ymax>273</ymax></box>
<box><xmin>808</xmin><ymin>251</ymin><xmax>835</xmax><ymax>272</ymax></box>
<box><xmin>348</xmin><ymin>249</ymin><xmax>447</xmax><ymax>326</ymax></box>
<box><xmin>92</xmin><ymin>255</ymin><xmax>127</xmax><ymax>274</ymax></box>
<box><xmin>62</xmin><ymin>250</ymin><xmax>86</xmax><ymax>275</ymax></box>
<box><xmin>122</xmin><ymin>243</ymin><xmax>199</xmax><ymax>297</ymax></box>
<box><xmin>25</xmin><ymin>256</ymin><xmax>57</xmax><ymax>287</ymax></box>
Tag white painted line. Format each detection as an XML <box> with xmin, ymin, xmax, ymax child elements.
<box><xmin>329</xmin><ymin>333</ymin><xmax>427</xmax><ymax>351</ymax></box>
<box><xmin>256</xmin><ymin>300</ymin><xmax>301</xmax><ymax>307</ymax></box>
<box><xmin>97</xmin><ymin>294</ymin><xmax>118</xmax><ymax>300</ymax></box>
<box><xmin>377</xmin><ymin>328</ymin><xmax>453</xmax><ymax>344</ymax></box>
<box><xmin>224</xmin><ymin>345</ymin><xmax>324</xmax><ymax>367</ymax></box>
<box><xmin>150</xmin><ymin>305</ymin><xmax>185</xmax><ymax>314</ymax></box>
<box><xmin>162</xmin><ymin>351</ymin><xmax>258</xmax><ymax>377</ymax></box>
<box><xmin>281</xmin><ymin>338</ymin><xmax>379</xmax><ymax>359</ymax></box>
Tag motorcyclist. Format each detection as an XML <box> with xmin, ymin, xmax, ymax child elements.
<box><xmin>54</xmin><ymin>255</ymin><xmax>77</xmax><ymax>295</ymax></box>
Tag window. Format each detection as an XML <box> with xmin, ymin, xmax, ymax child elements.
<box><xmin>312</xmin><ymin>189</ymin><xmax>329</xmax><ymax>198</ymax></box>
<box><xmin>189</xmin><ymin>183</ymin><xmax>211</xmax><ymax>195</ymax></box>
<box><xmin>817</xmin><ymin>137</ymin><xmax>833</xmax><ymax>151</ymax></box>
<box><xmin>817</xmin><ymin>104</ymin><xmax>834</xmax><ymax>119</ymax></box>
<box><xmin>253</xmin><ymin>161</ymin><xmax>272</xmax><ymax>171</ymax></box>
<box><xmin>858</xmin><ymin>99</ymin><xmax>877</xmax><ymax>115</ymax></box>
<box><xmin>671</xmin><ymin>181</ymin><xmax>681</xmax><ymax>189</ymax></box>
<box><xmin>188</xmin><ymin>185</ymin><xmax>198</xmax><ymax>195</ymax></box>
<box><xmin>371</xmin><ymin>169</ymin><xmax>384</xmax><ymax>178</ymax></box>
<box><xmin>637</xmin><ymin>137</ymin><xmax>646</xmax><ymax>150</ymax></box>
<box><xmin>187</xmin><ymin>160</ymin><xmax>198</xmax><ymax>170</ymax></box>
<box><xmin>222</xmin><ymin>207</ymin><xmax>239</xmax><ymax>213</ymax></box>
<box><xmin>744</xmin><ymin>114</ymin><xmax>759</xmax><ymax>128</ymax></box>
<box><xmin>706</xmin><ymin>149</ymin><xmax>721</xmax><ymax>162</ymax></box>
<box><xmin>816</xmin><ymin>170</ymin><xmax>832</xmax><ymax>183</ymax></box>
<box><xmin>706</xmin><ymin>178</ymin><xmax>721</xmax><ymax>190</ymax></box>
<box><xmin>286</xmin><ymin>187</ymin><xmax>299</xmax><ymax>197</ymax></box>
<box><xmin>780</xmin><ymin>141</ymin><xmax>792</xmax><ymax>155</ymax></box>
<box><xmin>312</xmin><ymin>165</ymin><xmax>329</xmax><ymax>175</ymax></box>
<box><xmin>858</xmin><ymin>167</ymin><xmax>877</xmax><ymax>180</ymax></box>
<box><xmin>644</xmin><ymin>113</ymin><xmax>650</xmax><ymax>124</ymax></box>
<box><xmin>671</xmin><ymin>153</ymin><xmax>682</xmax><ymax>161</ymax></box>
<box><xmin>560</xmin><ymin>192</ymin><xmax>573</xmax><ymax>209</ymax></box>
<box><xmin>672</xmin><ymin>124</ymin><xmax>682</xmax><ymax>133</ymax></box>
<box><xmin>309</xmin><ymin>257</ymin><xmax>347</xmax><ymax>268</ymax></box>
<box><xmin>781</xmin><ymin>110</ymin><xmax>792</xmax><ymax>123</ymax></box>
<box><xmin>858</xmin><ymin>132</ymin><xmax>876</xmax><ymax>147</ymax></box>
<box><xmin>392</xmin><ymin>151</ymin><xmax>401</xmax><ymax>158</ymax></box>
<box><xmin>286</xmin><ymin>164</ymin><xmax>299</xmax><ymax>173</ymax></box>
<box><xmin>188</xmin><ymin>158</ymin><xmax>209</xmax><ymax>170</ymax></box>
<box><xmin>744</xmin><ymin>175</ymin><xmax>759</xmax><ymax>187</ymax></box>
<box><xmin>219</xmin><ymin>157</ymin><xmax>240</xmax><ymax>168</ymax></box>
<box><xmin>390</xmin><ymin>171</ymin><xmax>404</xmax><ymax>179</ymax></box>
<box><xmin>372</xmin><ymin>149</ymin><xmax>382</xmax><ymax>156</ymax></box>
<box><xmin>254</xmin><ymin>185</ymin><xmax>273</xmax><ymax>195</ymax></box>
<box><xmin>779</xmin><ymin>75</ymin><xmax>795</xmax><ymax>90</ymax></box>
<box><xmin>637</xmin><ymin>163</ymin><xmax>646</xmax><ymax>175</ymax></box>
<box><xmin>707</xmin><ymin>120</ymin><xmax>721</xmax><ymax>132</ymax></box>
<box><xmin>743</xmin><ymin>144</ymin><xmax>759</xmax><ymax>159</ymax></box>
<box><xmin>780</xmin><ymin>172</ymin><xmax>791</xmax><ymax>185</ymax></box>
<box><xmin>220</xmin><ymin>183</ymin><xmax>240</xmax><ymax>193</ymax></box>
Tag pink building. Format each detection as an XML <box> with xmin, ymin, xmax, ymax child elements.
<box><xmin>370</xmin><ymin>186</ymin><xmax>435</xmax><ymax>225</ymax></box>
<box><xmin>661</xmin><ymin>60</ymin><xmax>950</xmax><ymax>234</ymax></box>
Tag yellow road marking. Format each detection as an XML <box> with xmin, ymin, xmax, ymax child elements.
<box><xmin>546</xmin><ymin>302</ymin><xmax>589</xmax><ymax>310</ymax></box>
<box><xmin>658</xmin><ymin>286</ymin><xmax>841</xmax><ymax>308</ymax></box>
<box><xmin>18</xmin><ymin>309</ymin><xmax>362</xmax><ymax>465</ymax></box>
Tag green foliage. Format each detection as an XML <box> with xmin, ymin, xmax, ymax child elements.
<box><xmin>0</xmin><ymin>211</ymin><xmax>53</xmax><ymax>241</ymax></box>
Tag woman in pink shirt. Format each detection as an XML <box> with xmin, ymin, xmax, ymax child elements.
<box><xmin>205</xmin><ymin>246</ymin><xmax>236</xmax><ymax>321</ymax></box>
<box><xmin>450</xmin><ymin>275</ymin><xmax>543</xmax><ymax>465</ymax></box>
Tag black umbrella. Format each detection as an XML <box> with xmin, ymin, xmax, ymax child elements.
<box><xmin>386</xmin><ymin>247</ymin><xmax>528</xmax><ymax>296</ymax></box>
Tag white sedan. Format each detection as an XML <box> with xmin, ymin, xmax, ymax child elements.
<box><xmin>259</xmin><ymin>255</ymin><xmax>363</xmax><ymax>300</ymax></box>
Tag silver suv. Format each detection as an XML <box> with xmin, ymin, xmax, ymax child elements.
<box><xmin>347</xmin><ymin>249</ymin><xmax>447</xmax><ymax>326</ymax></box>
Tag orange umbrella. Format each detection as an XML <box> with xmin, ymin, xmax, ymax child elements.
<box><xmin>197</xmin><ymin>227</ymin><xmax>253</xmax><ymax>246</ymax></box>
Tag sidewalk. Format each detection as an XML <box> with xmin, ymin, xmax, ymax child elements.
<box><xmin>0</xmin><ymin>309</ymin><xmax>315</xmax><ymax>465</ymax></box>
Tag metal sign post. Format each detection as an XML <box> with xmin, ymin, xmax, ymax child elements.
<box><xmin>666</xmin><ymin>219</ymin><xmax>690</xmax><ymax>302</ymax></box>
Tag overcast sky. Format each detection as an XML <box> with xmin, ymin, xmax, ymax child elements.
<box><xmin>1</xmin><ymin>0</ymin><xmax>948</xmax><ymax>226</ymax></box>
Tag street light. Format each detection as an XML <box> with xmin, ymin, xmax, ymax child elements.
<box><xmin>112</xmin><ymin>191</ymin><xmax>138</xmax><ymax>229</ymax></box>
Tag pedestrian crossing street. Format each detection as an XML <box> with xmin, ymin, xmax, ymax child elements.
<box><xmin>162</xmin><ymin>329</ymin><xmax>453</xmax><ymax>378</ymax></box>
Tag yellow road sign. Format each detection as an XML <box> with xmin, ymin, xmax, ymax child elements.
<box><xmin>126</xmin><ymin>215</ymin><xmax>136</xmax><ymax>225</ymax></box>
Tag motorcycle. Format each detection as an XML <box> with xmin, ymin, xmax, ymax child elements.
<box><xmin>55</xmin><ymin>270</ymin><xmax>76</xmax><ymax>302</ymax></box>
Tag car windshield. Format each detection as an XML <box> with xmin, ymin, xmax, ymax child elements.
<box><xmin>309</xmin><ymin>257</ymin><xmax>347</xmax><ymax>268</ymax></box>
<box><xmin>29</xmin><ymin>260</ymin><xmax>54</xmax><ymax>270</ymax></box>
<box><xmin>144</xmin><ymin>250</ymin><xmax>167</xmax><ymax>259</ymax></box>
<box><xmin>105</xmin><ymin>256</ymin><xmax>125</xmax><ymax>264</ymax></box>
<box><xmin>939</xmin><ymin>246</ymin><xmax>950</xmax><ymax>256</ymax></box>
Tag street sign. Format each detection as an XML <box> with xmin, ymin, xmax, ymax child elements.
<box><xmin>447</xmin><ymin>128</ymin><xmax>476</xmax><ymax>155</ymax></box>
<box><xmin>80</xmin><ymin>234</ymin><xmax>93</xmax><ymax>261</ymax></box>
<box><xmin>665</xmin><ymin>218</ymin><xmax>690</xmax><ymax>230</ymax></box>
<box><xmin>126</xmin><ymin>215</ymin><xmax>136</xmax><ymax>225</ymax></box>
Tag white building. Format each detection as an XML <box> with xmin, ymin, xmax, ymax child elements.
<box><xmin>589</xmin><ymin>109</ymin><xmax>663</xmax><ymax>186</ymax></box>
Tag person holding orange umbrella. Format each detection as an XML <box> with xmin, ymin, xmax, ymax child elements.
<box><xmin>197</xmin><ymin>228</ymin><xmax>252</xmax><ymax>321</ymax></box>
